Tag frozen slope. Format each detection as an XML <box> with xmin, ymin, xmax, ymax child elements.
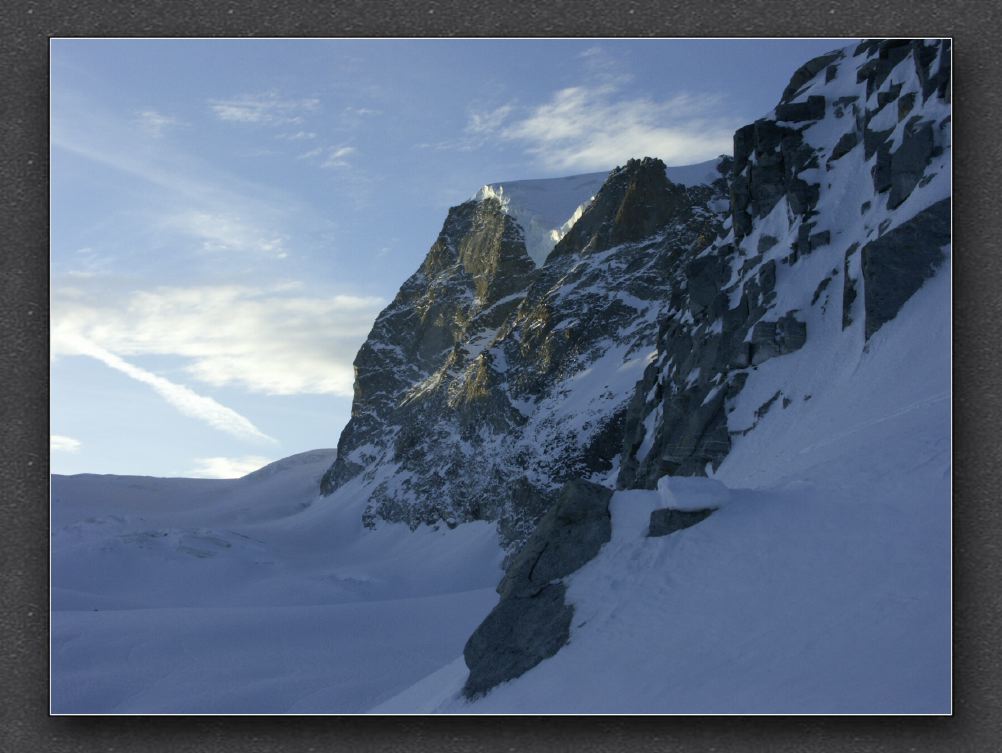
<box><xmin>376</xmin><ymin>257</ymin><xmax>951</xmax><ymax>713</ymax></box>
<box><xmin>51</xmin><ymin>452</ymin><xmax>504</xmax><ymax>713</ymax></box>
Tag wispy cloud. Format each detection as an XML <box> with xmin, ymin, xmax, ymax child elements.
<box><xmin>466</xmin><ymin>103</ymin><xmax>515</xmax><ymax>135</ymax></box>
<box><xmin>186</xmin><ymin>455</ymin><xmax>273</xmax><ymax>479</ymax></box>
<box><xmin>322</xmin><ymin>146</ymin><xmax>356</xmax><ymax>168</ymax></box>
<box><xmin>53</xmin><ymin>332</ymin><xmax>275</xmax><ymax>444</ymax></box>
<box><xmin>502</xmin><ymin>85</ymin><xmax>736</xmax><ymax>172</ymax></box>
<box><xmin>51</xmin><ymin>435</ymin><xmax>82</xmax><ymax>453</ymax></box>
<box><xmin>277</xmin><ymin>130</ymin><xmax>318</xmax><ymax>141</ymax></box>
<box><xmin>52</xmin><ymin>94</ymin><xmax>323</xmax><ymax>271</ymax></box>
<box><xmin>209</xmin><ymin>92</ymin><xmax>320</xmax><ymax>126</ymax></box>
<box><xmin>416</xmin><ymin>101</ymin><xmax>516</xmax><ymax>153</ymax></box>
<box><xmin>298</xmin><ymin>144</ymin><xmax>357</xmax><ymax>169</ymax></box>
<box><xmin>344</xmin><ymin>106</ymin><xmax>380</xmax><ymax>118</ymax></box>
<box><xmin>163</xmin><ymin>210</ymin><xmax>289</xmax><ymax>258</ymax></box>
<box><xmin>52</xmin><ymin>283</ymin><xmax>386</xmax><ymax>397</ymax></box>
<box><xmin>135</xmin><ymin>109</ymin><xmax>182</xmax><ymax>138</ymax></box>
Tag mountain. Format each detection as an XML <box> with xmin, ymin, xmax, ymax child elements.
<box><xmin>326</xmin><ymin>37</ymin><xmax>952</xmax><ymax>707</ymax></box>
<box><xmin>323</xmin><ymin>155</ymin><xmax>732</xmax><ymax>548</ymax></box>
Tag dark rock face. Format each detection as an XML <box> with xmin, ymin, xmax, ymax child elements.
<box><xmin>750</xmin><ymin>313</ymin><xmax>807</xmax><ymax>366</ymax></box>
<box><xmin>775</xmin><ymin>95</ymin><xmax>826</xmax><ymax>123</ymax></box>
<box><xmin>463</xmin><ymin>479</ymin><xmax>613</xmax><ymax>697</ymax></box>
<box><xmin>496</xmin><ymin>479</ymin><xmax>613</xmax><ymax>599</ymax></box>
<box><xmin>888</xmin><ymin>118</ymin><xmax>935</xmax><ymax>209</ymax></box>
<box><xmin>730</xmin><ymin>118</ymin><xmax>820</xmax><ymax>242</ymax></box>
<box><xmin>648</xmin><ymin>507</ymin><xmax>715</xmax><ymax>537</ymax></box>
<box><xmin>781</xmin><ymin>51</ymin><xmax>844</xmax><ymax>103</ymax></box>
<box><xmin>861</xmin><ymin>198</ymin><xmax>950</xmax><ymax>339</ymax></box>
<box><xmin>552</xmin><ymin>157</ymin><xmax>695</xmax><ymax>256</ymax></box>
<box><xmin>829</xmin><ymin>131</ymin><xmax>859</xmax><ymax>162</ymax></box>
<box><xmin>618</xmin><ymin>39</ymin><xmax>950</xmax><ymax>491</ymax></box>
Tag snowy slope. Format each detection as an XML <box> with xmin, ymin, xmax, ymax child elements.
<box><xmin>51</xmin><ymin>452</ymin><xmax>504</xmax><ymax>713</ymax></box>
<box><xmin>376</xmin><ymin>256</ymin><xmax>951</xmax><ymax>713</ymax></box>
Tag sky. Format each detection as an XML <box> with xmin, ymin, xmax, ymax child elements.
<box><xmin>51</xmin><ymin>37</ymin><xmax>850</xmax><ymax>478</ymax></box>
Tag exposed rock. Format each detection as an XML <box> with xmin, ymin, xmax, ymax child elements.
<box><xmin>877</xmin><ymin>83</ymin><xmax>902</xmax><ymax>110</ymax></box>
<box><xmin>897</xmin><ymin>92</ymin><xmax>916</xmax><ymax>122</ymax></box>
<box><xmin>462</xmin><ymin>582</ymin><xmax>571</xmax><ymax>698</ymax></box>
<box><xmin>811</xmin><ymin>272</ymin><xmax>835</xmax><ymax>306</ymax></box>
<box><xmin>463</xmin><ymin>479</ymin><xmax>613</xmax><ymax>697</ymax></box>
<box><xmin>861</xmin><ymin>198</ymin><xmax>949</xmax><ymax>339</ymax></box>
<box><xmin>731</xmin><ymin>118</ymin><xmax>820</xmax><ymax>239</ymax></box>
<box><xmin>497</xmin><ymin>479</ymin><xmax>613</xmax><ymax>598</ymax></box>
<box><xmin>649</xmin><ymin>507</ymin><xmax>715</xmax><ymax>537</ymax></box>
<box><xmin>757</xmin><ymin>234</ymin><xmax>779</xmax><ymax>253</ymax></box>
<box><xmin>775</xmin><ymin>95</ymin><xmax>826</xmax><ymax>122</ymax></box>
<box><xmin>325</xmin><ymin>156</ymin><xmax>729</xmax><ymax>547</ymax></box>
<box><xmin>829</xmin><ymin>130</ymin><xmax>859</xmax><ymax>162</ymax></box>
<box><xmin>888</xmin><ymin>118</ymin><xmax>935</xmax><ymax>208</ymax></box>
<box><xmin>552</xmin><ymin>157</ymin><xmax>690</xmax><ymax>256</ymax></box>
<box><xmin>750</xmin><ymin>312</ymin><xmax>807</xmax><ymax>366</ymax></box>
<box><xmin>780</xmin><ymin>51</ymin><xmax>843</xmax><ymax>102</ymax></box>
<box><xmin>810</xmin><ymin>230</ymin><xmax>831</xmax><ymax>250</ymax></box>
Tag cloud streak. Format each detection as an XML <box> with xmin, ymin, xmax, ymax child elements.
<box><xmin>298</xmin><ymin>145</ymin><xmax>357</xmax><ymax>169</ymax></box>
<box><xmin>163</xmin><ymin>210</ymin><xmax>289</xmax><ymax>258</ymax></box>
<box><xmin>53</xmin><ymin>283</ymin><xmax>386</xmax><ymax>398</ymax></box>
<box><xmin>135</xmin><ymin>109</ymin><xmax>182</xmax><ymax>138</ymax></box>
<box><xmin>56</xmin><ymin>333</ymin><xmax>276</xmax><ymax>444</ymax></box>
<box><xmin>209</xmin><ymin>92</ymin><xmax>320</xmax><ymax>126</ymax></box>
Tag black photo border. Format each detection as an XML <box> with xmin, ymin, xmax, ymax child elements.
<box><xmin>3</xmin><ymin>1</ymin><xmax>1000</xmax><ymax>750</ymax></box>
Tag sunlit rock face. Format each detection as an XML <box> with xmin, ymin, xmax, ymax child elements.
<box><xmin>323</xmin><ymin>156</ymin><xmax>731</xmax><ymax>549</ymax></box>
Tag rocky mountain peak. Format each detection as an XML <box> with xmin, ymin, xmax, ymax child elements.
<box><xmin>552</xmin><ymin>156</ymin><xmax>693</xmax><ymax>257</ymax></box>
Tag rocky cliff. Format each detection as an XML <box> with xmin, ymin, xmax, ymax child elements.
<box><xmin>617</xmin><ymin>38</ymin><xmax>950</xmax><ymax>490</ymax></box>
<box><xmin>323</xmin><ymin>155</ymin><xmax>732</xmax><ymax>548</ymax></box>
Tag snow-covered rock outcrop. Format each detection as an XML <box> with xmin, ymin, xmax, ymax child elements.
<box><xmin>324</xmin><ymin>156</ymin><xmax>732</xmax><ymax>547</ymax></box>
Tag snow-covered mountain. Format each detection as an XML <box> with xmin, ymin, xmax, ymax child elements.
<box><xmin>323</xmin><ymin>155</ymin><xmax>732</xmax><ymax>548</ymax></box>
<box><xmin>51</xmin><ymin>39</ymin><xmax>951</xmax><ymax>713</ymax></box>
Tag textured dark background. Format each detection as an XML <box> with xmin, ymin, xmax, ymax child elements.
<box><xmin>2</xmin><ymin>1</ymin><xmax>999</xmax><ymax>750</ymax></box>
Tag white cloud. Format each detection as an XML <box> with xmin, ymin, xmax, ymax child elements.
<box><xmin>321</xmin><ymin>146</ymin><xmax>356</xmax><ymax>168</ymax></box>
<box><xmin>186</xmin><ymin>455</ymin><xmax>273</xmax><ymax>479</ymax></box>
<box><xmin>466</xmin><ymin>103</ymin><xmax>515</xmax><ymax>135</ymax></box>
<box><xmin>163</xmin><ymin>210</ymin><xmax>289</xmax><ymax>258</ymax></box>
<box><xmin>54</xmin><ymin>332</ymin><xmax>276</xmax><ymax>444</ymax></box>
<box><xmin>277</xmin><ymin>130</ymin><xmax>318</xmax><ymax>141</ymax></box>
<box><xmin>344</xmin><ymin>106</ymin><xmax>380</xmax><ymax>117</ymax></box>
<box><xmin>135</xmin><ymin>109</ymin><xmax>181</xmax><ymax>138</ymax></box>
<box><xmin>299</xmin><ymin>145</ymin><xmax>357</xmax><ymax>169</ymax></box>
<box><xmin>502</xmin><ymin>85</ymin><xmax>736</xmax><ymax>172</ymax></box>
<box><xmin>209</xmin><ymin>92</ymin><xmax>320</xmax><ymax>126</ymax></box>
<box><xmin>51</xmin><ymin>435</ymin><xmax>82</xmax><ymax>453</ymax></box>
<box><xmin>52</xmin><ymin>283</ymin><xmax>386</xmax><ymax>397</ymax></box>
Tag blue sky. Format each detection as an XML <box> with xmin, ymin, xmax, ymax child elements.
<box><xmin>51</xmin><ymin>38</ymin><xmax>848</xmax><ymax>477</ymax></box>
